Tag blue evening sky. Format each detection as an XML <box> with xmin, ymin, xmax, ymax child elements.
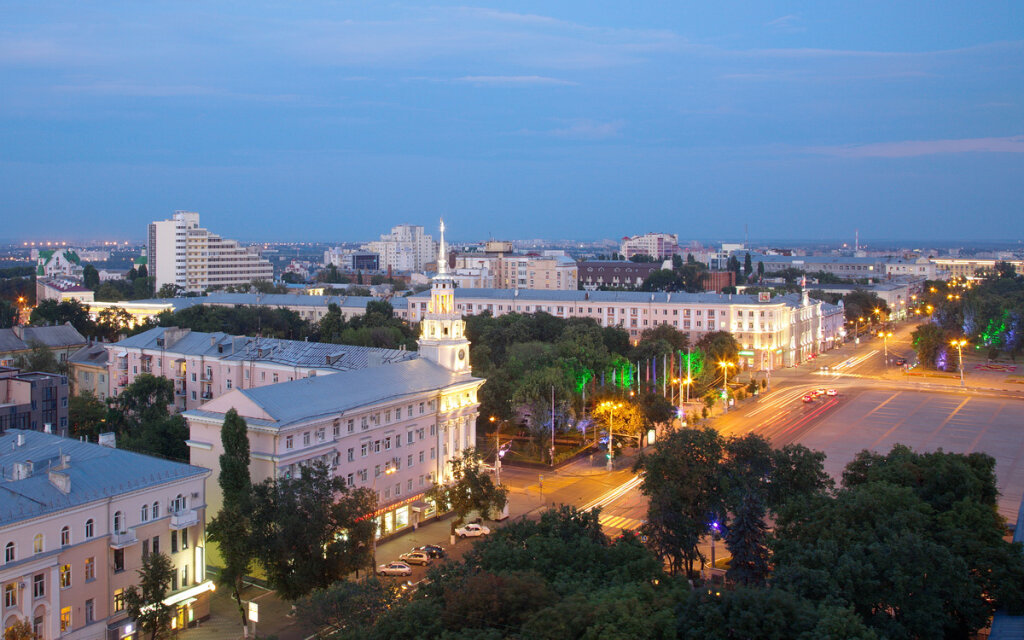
<box><xmin>1</xmin><ymin>2</ymin><xmax>1022</xmax><ymax>243</ymax></box>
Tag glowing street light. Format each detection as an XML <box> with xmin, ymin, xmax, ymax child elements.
<box><xmin>599</xmin><ymin>401</ymin><xmax>624</xmax><ymax>472</ymax></box>
<box><xmin>950</xmin><ymin>339</ymin><xmax>968</xmax><ymax>387</ymax></box>
<box><xmin>877</xmin><ymin>330</ymin><xmax>894</xmax><ymax>365</ymax></box>
<box><xmin>718</xmin><ymin>361</ymin><xmax>736</xmax><ymax>412</ymax></box>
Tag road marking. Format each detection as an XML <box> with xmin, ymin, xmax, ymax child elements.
<box><xmin>580</xmin><ymin>475</ymin><xmax>642</xmax><ymax>513</ymax></box>
<box><xmin>599</xmin><ymin>514</ymin><xmax>643</xmax><ymax>531</ymax></box>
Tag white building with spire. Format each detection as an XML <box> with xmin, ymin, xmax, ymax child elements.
<box><xmin>184</xmin><ymin>220</ymin><xmax>485</xmax><ymax>541</ymax></box>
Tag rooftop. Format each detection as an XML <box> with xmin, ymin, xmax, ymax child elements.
<box><xmin>409</xmin><ymin>287</ymin><xmax>811</xmax><ymax>308</ymax></box>
<box><xmin>0</xmin><ymin>430</ymin><xmax>208</xmax><ymax>526</ymax></box>
<box><xmin>0</xmin><ymin>324</ymin><xmax>88</xmax><ymax>353</ymax></box>
<box><xmin>113</xmin><ymin>292</ymin><xmax>410</xmax><ymax>312</ymax></box>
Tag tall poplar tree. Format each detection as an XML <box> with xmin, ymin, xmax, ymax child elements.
<box><xmin>206</xmin><ymin>408</ymin><xmax>254</xmax><ymax>637</ymax></box>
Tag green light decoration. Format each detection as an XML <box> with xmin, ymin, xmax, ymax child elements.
<box><xmin>680</xmin><ymin>349</ymin><xmax>704</xmax><ymax>379</ymax></box>
<box><xmin>573</xmin><ymin>367</ymin><xmax>594</xmax><ymax>393</ymax></box>
<box><xmin>980</xmin><ymin>313</ymin><xmax>1009</xmax><ymax>348</ymax></box>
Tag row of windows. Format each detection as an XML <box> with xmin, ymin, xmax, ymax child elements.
<box><xmin>284</xmin><ymin>403</ymin><xmax>434</xmax><ymax>451</ymax></box>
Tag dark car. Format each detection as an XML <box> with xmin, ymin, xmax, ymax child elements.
<box><xmin>894</xmin><ymin>357</ymin><xmax>907</xmax><ymax>366</ymax></box>
<box><xmin>414</xmin><ymin>544</ymin><xmax>447</xmax><ymax>559</ymax></box>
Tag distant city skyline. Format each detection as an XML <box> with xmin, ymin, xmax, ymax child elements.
<box><xmin>1</xmin><ymin>2</ymin><xmax>1022</xmax><ymax>242</ymax></box>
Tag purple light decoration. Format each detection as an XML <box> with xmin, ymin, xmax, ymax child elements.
<box><xmin>936</xmin><ymin>347</ymin><xmax>949</xmax><ymax>371</ymax></box>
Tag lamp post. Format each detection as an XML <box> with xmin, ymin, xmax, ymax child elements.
<box><xmin>853</xmin><ymin>316</ymin><xmax>865</xmax><ymax>344</ymax></box>
<box><xmin>599</xmin><ymin>401</ymin><xmax>623</xmax><ymax>472</ymax></box>
<box><xmin>710</xmin><ymin>520</ymin><xmax>720</xmax><ymax>573</ymax></box>
<box><xmin>718</xmin><ymin>361</ymin><xmax>735</xmax><ymax>413</ymax></box>
<box><xmin>951</xmin><ymin>339</ymin><xmax>968</xmax><ymax>387</ymax></box>
<box><xmin>371</xmin><ymin>462</ymin><xmax>396</xmax><ymax>567</ymax></box>
<box><xmin>878</xmin><ymin>330</ymin><xmax>894</xmax><ymax>366</ymax></box>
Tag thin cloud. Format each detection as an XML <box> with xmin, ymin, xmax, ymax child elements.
<box><xmin>765</xmin><ymin>14</ymin><xmax>804</xmax><ymax>33</ymax></box>
<box><xmin>806</xmin><ymin>135</ymin><xmax>1024</xmax><ymax>158</ymax></box>
<box><xmin>455</xmin><ymin>75</ymin><xmax>577</xmax><ymax>86</ymax></box>
<box><xmin>549</xmin><ymin>119</ymin><xmax>624</xmax><ymax>139</ymax></box>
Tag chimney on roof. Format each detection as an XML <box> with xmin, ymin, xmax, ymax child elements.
<box><xmin>44</xmin><ymin>423</ymin><xmax>52</xmax><ymax>434</ymax></box>
<box><xmin>12</xmin><ymin>325</ymin><xmax>23</xmax><ymax>339</ymax></box>
<box><xmin>16</xmin><ymin>433</ymin><xmax>25</xmax><ymax>447</ymax></box>
<box><xmin>13</xmin><ymin>460</ymin><xmax>33</xmax><ymax>480</ymax></box>
<box><xmin>48</xmin><ymin>469</ymin><xmax>71</xmax><ymax>494</ymax></box>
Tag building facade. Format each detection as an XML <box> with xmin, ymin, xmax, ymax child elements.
<box><xmin>454</xmin><ymin>253</ymin><xmax>577</xmax><ymax>290</ymax></box>
<box><xmin>0</xmin><ymin>325</ymin><xmax>88</xmax><ymax>370</ymax></box>
<box><xmin>930</xmin><ymin>258</ymin><xmax>1024</xmax><ymax>280</ymax></box>
<box><xmin>619</xmin><ymin>233</ymin><xmax>680</xmax><ymax>260</ymax></box>
<box><xmin>148</xmin><ymin>211</ymin><xmax>273</xmax><ymax>294</ymax></box>
<box><xmin>36</xmin><ymin>280</ymin><xmax>94</xmax><ymax>305</ymax></box>
<box><xmin>0</xmin><ymin>429</ymin><xmax>211</xmax><ymax>640</ymax></box>
<box><xmin>0</xmin><ymin>368</ymin><xmax>70</xmax><ymax>435</ymax></box>
<box><xmin>363</xmin><ymin>225</ymin><xmax>435</xmax><ymax>272</ymax></box>
<box><xmin>107</xmin><ymin>327</ymin><xmax>417</xmax><ymax>412</ymax></box>
<box><xmin>577</xmin><ymin>260</ymin><xmax>663</xmax><ymax>290</ymax></box>
<box><xmin>36</xmin><ymin>251</ymin><xmax>83</xmax><ymax>279</ymax></box>
<box><xmin>185</xmin><ymin>221</ymin><xmax>484</xmax><ymax>542</ymax></box>
<box><xmin>67</xmin><ymin>346</ymin><xmax>109</xmax><ymax>401</ymax></box>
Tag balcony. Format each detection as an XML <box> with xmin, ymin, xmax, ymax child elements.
<box><xmin>117</xmin><ymin>376</ymin><xmax>129</xmax><ymax>387</ymax></box>
<box><xmin>169</xmin><ymin>509</ymin><xmax>199</xmax><ymax>530</ymax></box>
<box><xmin>175</xmin><ymin>386</ymin><xmax>186</xmax><ymax>397</ymax></box>
<box><xmin>109</xmin><ymin>528</ymin><xmax>138</xmax><ymax>549</ymax></box>
<box><xmin>201</xmin><ymin>391</ymin><xmax>213</xmax><ymax>400</ymax></box>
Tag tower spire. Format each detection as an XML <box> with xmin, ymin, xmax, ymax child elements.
<box><xmin>437</xmin><ymin>218</ymin><xmax>448</xmax><ymax>277</ymax></box>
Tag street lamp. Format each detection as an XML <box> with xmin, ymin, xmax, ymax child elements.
<box><xmin>877</xmin><ymin>331</ymin><xmax>894</xmax><ymax>366</ymax></box>
<box><xmin>371</xmin><ymin>461</ymin><xmax>397</xmax><ymax>567</ymax></box>
<box><xmin>599</xmin><ymin>401</ymin><xmax>623</xmax><ymax>472</ymax></box>
<box><xmin>717</xmin><ymin>361</ymin><xmax>736</xmax><ymax>412</ymax></box>
<box><xmin>951</xmin><ymin>339</ymin><xmax>968</xmax><ymax>387</ymax></box>
<box><xmin>853</xmin><ymin>316</ymin><xmax>865</xmax><ymax>344</ymax></box>
<box><xmin>710</xmin><ymin>520</ymin><xmax>721</xmax><ymax>574</ymax></box>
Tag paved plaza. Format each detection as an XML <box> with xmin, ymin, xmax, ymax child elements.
<box><xmin>795</xmin><ymin>388</ymin><xmax>1024</xmax><ymax>520</ymax></box>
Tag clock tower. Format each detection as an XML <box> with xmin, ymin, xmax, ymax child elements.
<box><xmin>417</xmin><ymin>219</ymin><xmax>471</xmax><ymax>374</ymax></box>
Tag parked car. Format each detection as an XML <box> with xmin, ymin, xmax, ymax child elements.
<box><xmin>415</xmin><ymin>544</ymin><xmax>447</xmax><ymax>558</ymax></box>
<box><xmin>399</xmin><ymin>551</ymin><xmax>432</xmax><ymax>566</ymax></box>
<box><xmin>377</xmin><ymin>562</ymin><xmax>413</xmax><ymax>577</ymax></box>
<box><xmin>455</xmin><ymin>523</ymin><xmax>491</xmax><ymax>538</ymax></box>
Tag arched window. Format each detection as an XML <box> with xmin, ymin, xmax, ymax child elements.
<box><xmin>172</xmin><ymin>494</ymin><xmax>186</xmax><ymax>513</ymax></box>
<box><xmin>113</xmin><ymin>511</ymin><xmax>123</xmax><ymax>534</ymax></box>
<box><xmin>60</xmin><ymin>526</ymin><xmax>70</xmax><ymax>547</ymax></box>
<box><xmin>33</xmin><ymin>534</ymin><xmax>43</xmax><ymax>554</ymax></box>
<box><xmin>140</xmin><ymin>503</ymin><xmax>149</xmax><ymax>523</ymax></box>
<box><xmin>85</xmin><ymin>519</ymin><xmax>94</xmax><ymax>539</ymax></box>
<box><xmin>4</xmin><ymin>542</ymin><xmax>14</xmax><ymax>563</ymax></box>
<box><xmin>152</xmin><ymin>501</ymin><xmax>160</xmax><ymax>519</ymax></box>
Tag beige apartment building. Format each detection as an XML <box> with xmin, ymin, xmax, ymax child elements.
<box><xmin>930</xmin><ymin>258</ymin><xmax>1024</xmax><ymax>280</ymax></box>
<box><xmin>148</xmin><ymin>211</ymin><xmax>273</xmax><ymax>294</ymax></box>
<box><xmin>1</xmin><ymin>430</ymin><xmax>211</xmax><ymax>640</ymax></box>
<box><xmin>454</xmin><ymin>252</ymin><xmax>577</xmax><ymax>290</ymax></box>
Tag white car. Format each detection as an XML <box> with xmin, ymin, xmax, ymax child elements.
<box><xmin>455</xmin><ymin>523</ymin><xmax>491</xmax><ymax>538</ymax></box>
<box><xmin>377</xmin><ymin>561</ymin><xmax>413</xmax><ymax>577</ymax></box>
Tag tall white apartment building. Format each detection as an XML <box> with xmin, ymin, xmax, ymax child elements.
<box><xmin>363</xmin><ymin>225</ymin><xmax>435</xmax><ymax>272</ymax></box>
<box><xmin>148</xmin><ymin>211</ymin><xmax>273</xmax><ymax>294</ymax></box>
<box><xmin>620</xmin><ymin>233</ymin><xmax>680</xmax><ymax>260</ymax></box>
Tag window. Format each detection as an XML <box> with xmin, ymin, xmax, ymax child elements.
<box><xmin>407</xmin><ymin>430</ymin><xmax>414</xmax><ymax>444</ymax></box>
<box><xmin>182</xmin><ymin>528</ymin><xmax>188</xmax><ymax>549</ymax></box>
<box><xmin>33</xmin><ymin>533</ymin><xmax>43</xmax><ymax>554</ymax></box>
<box><xmin>85</xmin><ymin>557</ymin><xmax>95</xmax><ymax>582</ymax></box>
<box><xmin>408</xmin><ymin>479</ymin><xmax>413</xmax><ymax>492</ymax></box>
<box><xmin>182</xmin><ymin>564</ymin><xmax>189</xmax><ymax>587</ymax></box>
<box><xmin>418</xmin><ymin>402</ymin><xmax>424</xmax><ymax>414</ymax></box>
<box><xmin>286</xmin><ymin>435</ymin><xmax>294</xmax><ymax>450</ymax></box>
<box><xmin>375</xmin><ymin>465</ymin><xmax>381</xmax><ymax>478</ymax></box>
<box><xmin>385</xmin><ymin>410</ymin><xmax>391</xmax><ymax>423</ymax></box>
<box><xmin>141</xmin><ymin>503</ymin><xmax>149</xmax><ymax>522</ymax></box>
<box><xmin>430</xmin><ymin>447</ymin><xmax>436</xmax><ymax>460</ymax></box>
<box><xmin>60</xmin><ymin>563</ymin><xmax>71</xmax><ymax>588</ymax></box>
<box><xmin>360</xmin><ymin>443</ymin><xmax>368</xmax><ymax>457</ymax></box>
<box><xmin>4</xmin><ymin>542</ymin><xmax>14</xmax><ymax>563</ymax></box>
<box><xmin>113</xmin><ymin>548</ymin><xmax>124</xmax><ymax>572</ymax></box>
<box><xmin>142</xmin><ymin>539</ymin><xmax>149</xmax><ymax>559</ymax></box>
<box><xmin>171</xmin><ymin>572</ymin><xmax>178</xmax><ymax>592</ymax></box>
<box><xmin>4</xmin><ymin>583</ymin><xmax>16</xmax><ymax>608</ymax></box>
<box><xmin>303</xmin><ymin>432</ymin><xmax>311</xmax><ymax>446</ymax></box>
<box><xmin>173</xmin><ymin>494</ymin><xmax>186</xmax><ymax>513</ymax></box>
<box><xmin>347</xmin><ymin>419</ymin><xmax>354</xmax><ymax>433</ymax></box>
<box><xmin>408</xmin><ymin>454</ymin><xmax>413</xmax><ymax>467</ymax></box>
<box><xmin>85</xmin><ymin>598</ymin><xmax>95</xmax><ymax>624</ymax></box>
<box><xmin>407</xmin><ymin>405</ymin><xmax>413</xmax><ymax>418</ymax></box>
<box><xmin>60</xmin><ymin>607</ymin><xmax>71</xmax><ymax>632</ymax></box>
<box><xmin>374</xmin><ymin>440</ymin><xmax>381</xmax><ymax>453</ymax></box>
<box><xmin>384</xmin><ymin>437</ymin><xmax>391</xmax><ymax>451</ymax></box>
<box><xmin>113</xmin><ymin>588</ymin><xmax>125</xmax><ymax>612</ymax></box>
<box><xmin>85</xmin><ymin>519</ymin><xmax>94</xmax><ymax>539</ymax></box>
<box><xmin>171</xmin><ymin>530</ymin><xmax>178</xmax><ymax>553</ymax></box>
<box><xmin>113</xmin><ymin>511</ymin><xmax>123</xmax><ymax>533</ymax></box>
<box><xmin>347</xmin><ymin>448</ymin><xmax>355</xmax><ymax>462</ymax></box>
<box><xmin>152</xmin><ymin>501</ymin><xmax>160</xmax><ymax>519</ymax></box>
<box><xmin>347</xmin><ymin>473</ymin><xmax>354</xmax><ymax>486</ymax></box>
<box><xmin>61</xmin><ymin>526</ymin><xmax>70</xmax><ymax>547</ymax></box>
<box><xmin>33</xmin><ymin>573</ymin><xmax>45</xmax><ymax>598</ymax></box>
<box><xmin>396</xmin><ymin>433</ymin><xmax>402</xmax><ymax>447</ymax></box>
<box><xmin>333</xmin><ymin>422</ymin><xmax>340</xmax><ymax>437</ymax></box>
<box><xmin>273</xmin><ymin>373</ymin><xmax>279</xmax><ymax>383</ymax></box>
<box><xmin>430</xmin><ymin>424</ymin><xmax>436</xmax><ymax>436</ymax></box>
<box><xmin>419</xmin><ymin>451</ymin><xmax>424</xmax><ymax>463</ymax></box>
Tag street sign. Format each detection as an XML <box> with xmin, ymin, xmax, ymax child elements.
<box><xmin>738</xmin><ymin>350</ymin><xmax>755</xmax><ymax>357</ymax></box>
<box><xmin>248</xmin><ymin>601</ymin><xmax>258</xmax><ymax>623</ymax></box>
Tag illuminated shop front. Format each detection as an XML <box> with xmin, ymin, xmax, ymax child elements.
<box><xmin>372</xmin><ymin>494</ymin><xmax>438</xmax><ymax>539</ymax></box>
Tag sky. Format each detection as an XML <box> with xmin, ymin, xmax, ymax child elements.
<box><xmin>1</xmin><ymin>1</ymin><xmax>1023</xmax><ymax>244</ymax></box>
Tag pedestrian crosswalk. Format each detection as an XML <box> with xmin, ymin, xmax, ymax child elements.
<box><xmin>599</xmin><ymin>514</ymin><xmax>643</xmax><ymax>531</ymax></box>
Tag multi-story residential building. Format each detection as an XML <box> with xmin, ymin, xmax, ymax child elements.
<box><xmin>363</xmin><ymin>224</ymin><xmax>435</xmax><ymax>272</ymax></box>
<box><xmin>323</xmin><ymin>248</ymin><xmax>380</xmax><ymax>272</ymax></box>
<box><xmin>619</xmin><ymin>233</ymin><xmax>680</xmax><ymax>260</ymax></box>
<box><xmin>405</xmin><ymin>288</ymin><xmax>844</xmax><ymax>369</ymax></box>
<box><xmin>0</xmin><ymin>429</ymin><xmax>211</xmax><ymax>639</ymax></box>
<box><xmin>884</xmin><ymin>257</ymin><xmax>938</xmax><ymax>280</ymax></box>
<box><xmin>107</xmin><ymin>326</ymin><xmax>417</xmax><ymax>412</ymax></box>
<box><xmin>185</xmin><ymin>221</ymin><xmax>483</xmax><ymax>540</ymax></box>
<box><xmin>67</xmin><ymin>345</ymin><xmax>110</xmax><ymax>401</ymax></box>
<box><xmin>0</xmin><ymin>325</ymin><xmax>88</xmax><ymax>370</ymax></box>
<box><xmin>578</xmin><ymin>260</ymin><xmax>664</xmax><ymax>290</ymax></box>
<box><xmin>36</xmin><ymin>279</ymin><xmax>94</xmax><ymax>305</ymax></box>
<box><xmin>454</xmin><ymin>253</ymin><xmax>577</xmax><ymax>290</ymax></box>
<box><xmin>930</xmin><ymin>258</ymin><xmax>1024</xmax><ymax>280</ymax></box>
<box><xmin>0</xmin><ymin>367</ymin><xmax>69</xmax><ymax>435</ymax></box>
<box><xmin>750</xmin><ymin>255</ymin><xmax>887</xmax><ymax>278</ymax></box>
<box><xmin>148</xmin><ymin>211</ymin><xmax>273</xmax><ymax>294</ymax></box>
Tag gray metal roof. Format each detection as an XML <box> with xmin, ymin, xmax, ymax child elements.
<box><xmin>0</xmin><ymin>325</ymin><xmax>87</xmax><ymax>353</ymax></box>
<box><xmin>0</xmin><ymin>430</ymin><xmax>208</xmax><ymax>527</ymax></box>
<box><xmin>187</xmin><ymin>358</ymin><xmax>480</xmax><ymax>428</ymax></box>
<box><xmin>68</xmin><ymin>344</ymin><xmax>109</xmax><ymax>367</ymax></box>
<box><xmin>124</xmin><ymin>293</ymin><xmax>407</xmax><ymax>311</ymax></box>
<box><xmin>748</xmin><ymin>254</ymin><xmax>885</xmax><ymax>265</ymax></box>
<box><xmin>114</xmin><ymin>327</ymin><xmax>417</xmax><ymax>371</ymax></box>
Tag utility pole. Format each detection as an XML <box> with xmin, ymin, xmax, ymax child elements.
<box><xmin>550</xmin><ymin>385</ymin><xmax>555</xmax><ymax>467</ymax></box>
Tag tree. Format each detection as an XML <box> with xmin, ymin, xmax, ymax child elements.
<box><xmin>124</xmin><ymin>552</ymin><xmax>175</xmax><ymax>640</ymax></box>
<box><xmin>68</xmin><ymin>391</ymin><xmax>107</xmax><ymax>440</ymax></box>
<box><xmin>743</xmin><ymin>252</ymin><xmax>753</xmax><ymax>277</ymax></box>
<box><xmin>757</xmin><ymin>260</ymin><xmax>765</xmax><ymax>279</ymax></box>
<box><xmin>0</xmin><ymin>299</ymin><xmax>18</xmax><ymax>328</ymax></box>
<box><xmin>911</xmin><ymin>322</ymin><xmax>953</xmax><ymax>369</ymax></box>
<box><xmin>634</xmin><ymin>427</ymin><xmax>724</xmax><ymax>576</ymax></box>
<box><xmin>156</xmin><ymin>283</ymin><xmax>184</xmax><ymax>298</ymax></box>
<box><xmin>105</xmin><ymin>374</ymin><xmax>188</xmax><ymax>460</ymax></box>
<box><xmin>426</xmin><ymin>448</ymin><xmax>508</xmax><ymax>537</ymax></box>
<box><xmin>296</xmin><ymin>578</ymin><xmax>405</xmax><ymax>636</ymax></box>
<box><xmin>843</xmin><ymin>289</ymin><xmax>889</xmax><ymax>323</ymax></box>
<box><xmin>82</xmin><ymin>264</ymin><xmax>100</xmax><ymax>290</ymax></box>
<box><xmin>13</xmin><ymin>339</ymin><xmax>63</xmax><ymax>374</ymax></box>
<box><xmin>94</xmin><ymin>307</ymin><xmax>135</xmax><ymax>342</ymax></box>
<box><xmin>206</xmin><ymin>409</ymin><xmax>254</xmax><ymax>636</ymax></box>
<box><xmin>249</xmin><ymin>462</ymin><xmax>377</xmax><ymax>600</ymax></box>
<box><xmin>629</xmin><ymin>253</ymin><xmax>658</xmax><ymax>263</ymax></box>
<box><xmin>3</xmin><ymin>619</ymin><xmax>41</xmax><ymax>640</ymax></box>
<box><xmin>640</xmin><ymin>269</ymin><xmax>681</xmax><ymax>292</ymax></box>
<box><xmin>723</xmin><ymin>493</ymin><xmax>769</xmax><ymax>586</ymax></box>
<box><xmin>30</xmin><ymin>299</ymin><xmax>92</xmax><ymax>334</ymax></box>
